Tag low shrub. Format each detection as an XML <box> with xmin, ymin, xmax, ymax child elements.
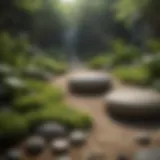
<box><xmin>0</xmin><ymin>112</ymin><xmax>29</xmax><ymax>136</ymax></box>
<box><xmin>88</xmin><ymin>56</ymin><xmax>112</xmax><ymax>70</ymax></box>
<box><xmin>146</xmin><ymin>54</ymin><xmax>160</xmax><ymax>80</ymax></box>
<box><xmin>13</xmin><ymin>83</ymin><xmax>64</xmax><ymax>113</ymax></box>
<box><xmin>113</xmin><ymin>66</ymin><xmax>150</xmax><ymax>85</ymax></box>
<box><xmin>26</xmin><ymin>103</ymin><xmax>92</xmax><ymax>130</ymax></box>
<box><xmin>32</xmin><ymin>56</ymin><xmax>68</xmax><ymax>75</ymax></box>
<box><xmin>151</xmin><ymin>80</ymin><xmax>160</xmax><ymax>92</ymax></box>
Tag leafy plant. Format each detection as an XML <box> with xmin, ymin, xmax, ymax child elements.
<box><xmin>113</xmin><ymin>66</ymin><xmax>150</xmax><ymax>85</ymax></box>
<box><xmin>88</xmin><ymin>55</ymin><xmax>112</xmax><ymax>69</ymax></box>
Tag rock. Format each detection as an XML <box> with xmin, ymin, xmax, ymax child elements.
<box><xmin>24</xmin><ymin>136</ymin><xmax>45</xmax><ymax>156</ymax></box>
<box><xmin>55</xmin><ymin>154</ymin><xmax>71</xmax><ymax>160</ymax></box>
<box><xmin>117</xmin><ymin>154</ymin><xmax>128</xmax><ymax>160</ymax></box>
<box><xmin>105</xmin><ymin>87</ymin><xmax>160</xmax><ymax>119</ymax></box>
<box><xmin>68</xmin><ymin>72</ymin><xmax>112</xmax><ymax>95</ymax></box>
<box><xmin>51</xmin><ymin>138</ymin><xmax>70</xmax><ymax>154</ymax></box>
<box><xmin>134</xmin><ymin>148</ymin><xmax>160</xmax><ymax>160</ymax></box>
<box><xmin>5</xmin><ymin>149</ymin><xmax>21</xmax><ymax>160</ymax></box>
<box><xmin>69</xmin><ymin>130</ymin><xmax>87</xmax><ymax>147</ymax></box>
<box><xmin>36</xmin><ymin>122</ymin><xmax>66</xmax><ymax>140</ymax></box>
<box><xmin>134</xmin><ymin>132</ymin><xmax>151</xmax><ymax>146</ymax></box>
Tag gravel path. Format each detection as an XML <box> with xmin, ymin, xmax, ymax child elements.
<box><xmin>55</xmin><ymin>71</ymin><xmax>160</xmax><ymax>160</ymax></box>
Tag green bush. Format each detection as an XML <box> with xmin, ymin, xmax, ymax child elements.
<box><xmin>147</xmin><ymin>39</ymin><xmax>160</xmax><ymax>53</ymax></box>
<box><xmin>146</xmin><ymin>55</ymin><xmax>160</xmax><ymax>80</ymax></box>
<box><xmin>110</xmin><ymin>40</ymin><xmax>141</xmax><ymax>66</ymax></box>
<box><xmin>88</xmin><ymin>55</ymin><xmax>112</xmax><ymax>69</ymax></box>
<box><xmin>0</xmin><ymin>112</ymin><xmax>29</xmax><ymax>136</ymax></box>
<box><xmin>113</xmin><ymin>66</ymin><xmax>150</xmax><ymax>85</ymax></box>
<box><xmin>32</xmin><ymin>56</ymin><xmax>68</xmax><ymax>75</ymax></box>
<box><xmin>0</xmin><ymin>64</ymin><xmax>13</xmax><ymax>78</ymax></box>
<box><xmin>26</xmin><ymin>103</ymin><xmax>92</xmax><ymax>129</ymax></box>
<box><xmin>151</xmin><ymin>80</ymin><xmax>160</xmax><ymax>92</ymax></box>
<box><xmin>13</xmin><ymin>83</ymin><xmax>64</xmax><ymax>113</ymax></box>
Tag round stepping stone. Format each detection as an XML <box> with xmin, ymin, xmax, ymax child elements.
<box><xmin>51</xmin><ymin>138</ymin><xmax>70</xmax><ymax>154</ymax></box>
<box><xmin>105</xmin><ymin>88</ymin><xmax>160</xmax><ymax>119</ymax></box>
<box><xmin>36</xmin><ymin>122</ymin><xmax>66</xmax><ymax>140</ymax></box>
<box><xmin>68</xmin><ymin>72</ymin><xmax>112</xmax><ymax>94</ymax></box>
<box><xmin>69</xmin><ymin>130</ymin><xmax>87</xmax><ymax>146</ymax></box>
<box><xmin>134</xmin><ymin>148</ymin><xmax>160</xmax><ymax>160</ymax></box>
<box><xmin>5</xmin><ymin>149</ymin><xmax>21</xmax><ymax>160</ymax></box>
<box><xmin>134</xmin><ymin>132</ymin><xmax>151</xmax><ymax>146</ymax></box>
<box><xmin>24</xmin><ymin>136</ymin><xmax>45</xmax><ymax>156</ymax></box>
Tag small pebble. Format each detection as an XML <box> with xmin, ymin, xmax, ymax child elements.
<box><xmin>117</xmin><ymin>154</ymin><xmax>128</xmax><ymax>160</ymax></box>
<box><xmin>24</xmin><ymin>136</ymin><xmax>45</xmax><ymax>156</ymax></box>
<box><xmin>55</xmin><ymin>154</ymin><xmax>72</xmax><ymax>160</ymax></box>
<box><xmin>51</xmin><ymin>138</ymin><xmax>70</xmax><ymax>154</ymax></box>
<box><xmin>36</xmin><ymin>122</ymin><xmax>66</xmax><ymax>140</ymax></box>
<box><xmin>69</xmin><ymin>130</ymin><xmax>87</xmax><ymax>146</ymax></box>
<box><xmin>5</xmin><ymin>149</ymin><xmax>21</xmax><ymax>160</ymax></box>
<box><xmin>134</xmin><ymin>132</ymin><xmax>151</xmax><ymax>146</ymax></box>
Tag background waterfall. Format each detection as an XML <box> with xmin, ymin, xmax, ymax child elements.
<box><xmin>64</xmin><ymin>23</ymin><xmax>84</xmax><ymax>70</ymax></box>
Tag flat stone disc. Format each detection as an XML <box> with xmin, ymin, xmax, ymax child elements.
<box><xmin>68</xmin><ymin>72</ymin><xmax>112</xmax><ymax>94</ymax></box>
<box><xmin>105</xmin><ymin>87</ymin><xmax>160</xmax><ymax>119</ymax></box>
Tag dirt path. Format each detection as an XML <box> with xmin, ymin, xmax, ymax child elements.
<box><xmin>55</xmin><ymin>72</ymin><xmax>160</xmax><ymax>160</ymax></box>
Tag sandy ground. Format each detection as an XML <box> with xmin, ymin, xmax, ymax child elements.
<box><xmin>54</xmin><ymin>71</ymin><xmax>160</xmax><ymax>160</ymax></box>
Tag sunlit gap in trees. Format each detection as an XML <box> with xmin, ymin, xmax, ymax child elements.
<box><xmin>59</xmin><ymin>0</ymin><xmax>83</xmax><ymax>70</ymax></box>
